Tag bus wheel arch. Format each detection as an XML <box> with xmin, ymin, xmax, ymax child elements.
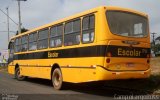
<box><xmin>14</xmin><ymin>63</ymin><xmax>19</xmax><ymax>78</ymax></box>
<box><xmin>51</xmin><ymin>64</ymin><xmax>63</xmax><ymax>90</ymax></box>
<box><xmin>15</xmin><ymin>64</ymin><xmax>19</xmax><ymax>71</ymax></box>
<box><xmin>14</xmin><ymin>63</ymin><xmax>26</xmax><ymax>81</ymax></box>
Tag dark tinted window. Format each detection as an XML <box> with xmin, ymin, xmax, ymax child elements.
<box><xmin>38</xmin><ymin>28</ymin><xmax>49</xmax><ymax>49</ymax></box>
<box><xmin>65</xmin><ymin>22</ymin><xmax>72</xmax><ymax>33</ymax></box>
<box><xmin>29</xmin><ymin>32</ymin><xmax>37</xmax><ymax>50</ymax></box>
<box><xmin>82</xmin><ymin>17</ymin><xmax>89</xmax><ymax>30</ymax></box>
<box><xmin>64</xmin><ymin>19</ymin><xmax>80</xmax><ymax>46</ymax></box>
<box><xmin>9</xmin><ymin>40</ymin><xmax>14</xmax><ymax>54</ymax></box>
<box><xmin>106</xmin><ymin>11</ymin><xmax>148</xmax><ymax>37</ymax></box>
<box><xmin>15</xmin><ymin>37</ymin><xmax>21</xmax><ymax>52</ymax></box>
<box><xmin>39</xmin><ymin>29</ymin><xmax>49</xmax><ymax>40</ymax></box>
<box><xmin>9</xmin><ymin>40</ymin><xmax>14</xmax><ymax>61</ymax></box>
<box><xmin>50</xmin><ymin>24</ymin><xmax>63</xmax><ymax>47</ymax></box>
<box><xmin>82</xmin><ymin>15</ymin><xmax>95</xmax><ymax>43</ymax></box>
<box><xmin>15</xmin><ymin>38</ymin><xmax>19</xmax><ymax>46</ymax></box>
<box><xmin>29</xmin><ymin>32</ymin><xmax>37</xmax><ymax>42</ymax></box>
<box><xmin>73</xmin><ymin>20</ymin><xmax>81</xmax><ymax>32</ymax></box>
<box><xmin>21</xmin><ymin>35</ymin><xmax>28</xmax><ymax>52</ymax></box>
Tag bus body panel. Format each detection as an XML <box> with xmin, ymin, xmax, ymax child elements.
<box><xmin>8</xmin><ymin>6</ymin><xmax>150</xmax><ymax>84</ymax></box>
<box><xmin>103</xmin><ymin>40</ymin><xmax>150</xmax><ymax>71</ymax></box>
<box><xmin>96</xmin><ymin>66</ymin><xmax>150</xmax><ymax>81</ymax></box>
<box><xmin>10</xmin><ymin>57</ymin><xmax>103</xmax><ymax>83</ymax></box>
<box><xmin>8</xmin><ymin>65</ymin><xmax>15</xmax><ymax>75</ymax></box>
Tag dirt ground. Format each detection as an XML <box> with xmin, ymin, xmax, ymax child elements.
<box><xmin>151</xmin><ymin>57</ymin><xmax>160</xmax><ymax>75</ymax></box>
<box><xmin>150</xmin><ymin>57</ymin><xmax>160</xmax><ymax>94</ymax></box>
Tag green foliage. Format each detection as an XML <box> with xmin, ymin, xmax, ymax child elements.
<box><xmin>16</xmin><ymin>27</ymin><xmax>29</xmax><ymax>35</ymax></box>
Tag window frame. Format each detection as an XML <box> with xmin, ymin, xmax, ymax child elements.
<box><xmin>106</xmin><ymin>10</ymin><xmax>148</xmax><ymax>38</ymax></box>
<box><xmin>15</xmin><ymin>37</ymin><xmax>21</xmax><ymax>53</ymax></box>
<box><xmin>21</xmin><ymin>35</ymin><xmax>28</xmax><ymax>52</ymax></box>
<box><xmin>29</xmin><ymin>32</ymin><xmax>37</xmax><ymax>51</ymax></box>
<box><xmin>9</xmin><ymin>39</ymin><xmax>15</xmax><ymax>54</ymax></box>
<box><xmin>38</xmin><ymin>28</ymin><xmax>49</xmax><ymax>50</ymax></box>
<box><xmin>64</xmin><ymin>18</ymin><xmax>81</xmax><ymax>46</ymax></box>
<box><xmin>50</xmin><ymin>23</ymin><xmax>63</xmax><ymax>48</ymax></box>
<box><xmin>82</xmin><ymin>14</ymin><xmax>95</xmax><ymax>44</ymax></box>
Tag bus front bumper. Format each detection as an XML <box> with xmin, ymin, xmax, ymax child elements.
<box><xmin>8</xmin><ymin>65</ymin><xmax>15</xmax><ymax>75</ymax></box>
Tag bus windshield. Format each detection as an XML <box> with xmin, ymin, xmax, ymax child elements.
<box><xmin>106</xmin><ymin>11</ymin><xmax>148</xmax><ymax>37</ymax></box>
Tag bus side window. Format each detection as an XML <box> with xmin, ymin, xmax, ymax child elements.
<box><xmin>21</xmin><ymin>35</ymin><xmax>28</xmax><ymax>52</ymax></box>
<box><xmin>14</xmin><ymin>38</ymin><xmax>18</xmax><ymax>52</ymax></box>
<box><xmin>38</xmin><ymin>29</ymin><xmax>49</xmax><ymax>49</ymax></box>
<box><xmin>15</xmin><ymin>37</ymin><xmax>21</xmax><ymax>52</ymax></box>
<box><xmin>64</xmin><ymin>18</ymin><xmax>81</xmax><ymax>46</ymax></box>
<box><xmin>82</xmin><ymin>14</ymin><xmax>95</xmax><ymax>43</ymax></box>
<box><xmin>8</xmin><ymin>40</ymin><xmax>14</xmax><ymax>63</ymax></box>
<box><xmin>9</xmin><ymin>40</ymin><xmax>14</xmax><ymax>56</ymax></box>
<box><xmin>29</xmin><ymin>32</ymin><xmax>37</xmax><ymax>50</ymax></box>
<box><xmin>50</xmin><ymin>24</ymin><xmax>63</xmax><ymax>48</ymax></box>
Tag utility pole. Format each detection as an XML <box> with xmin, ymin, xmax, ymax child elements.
<box><xmin>151</xmin><ymin>33</ymin><xmax>157</xmax><ymax>56</ymax></box>
<box><xmin>17</xmin><ymin>0</ymin><xmax>27</xmax><ymax>34</ymax></box>
<box><xmin>18</xmin><ymin>0</ymin><xmax>21</xmax><ymax>34</ymax></box>
<box><xmin>6</xmin><ymin>7</ymin><xmax>10</xmax><ymax>43</ymax></box>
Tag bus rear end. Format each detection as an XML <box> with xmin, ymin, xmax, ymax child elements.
<box><xmin>97</xmin><ymin>7</ymin><xmax>150</xmax><ymax>80</ymax></box>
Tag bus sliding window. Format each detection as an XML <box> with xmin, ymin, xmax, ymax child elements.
<box><xmin>50</xmin><ymin>24</ymin><xmax>63</xmax><ymax>47</ymax></box>
<box><xmin>82</xmin><ymin>15</ymin><xmax>95</xmax><ymax>43</ymax></box>
<box><xmin>64</xmin><ymin>19</ymin><xmax>80</xmax><ymax>46</ymax></box>
<box><xmin>21</xmin><ymin>35</ymin><xmax>28</xmax><ymax>52</ymax></box>
<box><xmin>15</xmin><ymin>38</ymin><xmax>21</xmax><ymax>52</ymax></box>
<box><xmin>29</xmin><ymin>32</ymin><xmax>37</xmax><ymax>50</ymax></box>
<box><xmin>38</xmin><ymin>29</ymin><xmax>49</xmax><ymax>49</ymax></box>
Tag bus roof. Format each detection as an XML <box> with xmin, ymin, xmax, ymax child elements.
<box><xmin>11</xmin><ymin>6</ymin><xmax>147</xmax><ymax>40</ymax></box>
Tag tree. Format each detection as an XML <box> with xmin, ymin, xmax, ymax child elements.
<box><xmin>156</xmin><ymin>36</ymin><xmax>160</xmax><ymax>41</ymax></box>
<box><xmin>16</xmin><ymin>27</ymin><xmax>29</xmax><ymax>35</ymax></box>
<box><xmin>151</xmin><ymin>36</ymin><xmax>160</xmax><ymax>56</ymax></box>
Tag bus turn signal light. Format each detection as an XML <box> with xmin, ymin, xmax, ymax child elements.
<box><xmin>106</xmin><ymin>58</ymin><xmax>110</xmax><ymax>63</ymax></box>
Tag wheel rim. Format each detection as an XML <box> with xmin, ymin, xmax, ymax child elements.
<box><xmin>17</xmin><ymin>69</ymin><xmax>23</xmax><ymax>78</ymax></box>
<box><xmin>54</xmin><ymin>72</ymin><xmax>61</xmax><ymax>86</ymax></box>
<box><xmin>17</xmin><ymin>70</ymin><xmax>20</xmax><ymax>77</ymax></box>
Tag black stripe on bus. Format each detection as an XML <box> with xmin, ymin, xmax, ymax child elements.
<box><xmin>13</xmin><ymin>45</ymin><xmax>150</xmax><ymax>60</ymax></box>
<box><xmin>107</xmin><ymin>45</ymin><xmax>150</xmax><ymax>58</ymax></box>
<box><xmin>13</xmin><ymin>45</ymin><xmax>106</xmax><ymax>60</ymax></box>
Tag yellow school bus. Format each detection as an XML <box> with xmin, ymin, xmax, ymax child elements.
<box><xmin>8</xmin><ymin>6</ymin><xmax>150</xmax><ymax>90</ymax></box>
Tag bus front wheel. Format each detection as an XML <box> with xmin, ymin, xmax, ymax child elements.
<box><xmin>52</xmin><ymin>68</ymin><xmax>63</xmax><ymax>90</ymax></box>
<box><xmin>15</xmin><ymin>68</ymin><xmax>26</xmax><ymax>81</ymax></box>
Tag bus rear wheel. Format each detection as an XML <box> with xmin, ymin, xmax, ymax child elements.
<box><xmin>52</xmin><ymin>68</ymin><xmax>63</xmax><ymax>90</ymax></box>
<box><xmin>15</xmin><ymin>67</ymin><xmax>26</xmax><ymax>81</ymax></box>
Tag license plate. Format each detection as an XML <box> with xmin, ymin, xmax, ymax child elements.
<box><xmin>127</xmin><ymin>63</ymin><xmax>134</xmax><ymax>67</ymax></box>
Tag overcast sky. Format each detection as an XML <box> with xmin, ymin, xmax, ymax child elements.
<box><xmin>0</xmin><ymin>0</ymin><xmax>159</xmax><ymax>50</ymax></box>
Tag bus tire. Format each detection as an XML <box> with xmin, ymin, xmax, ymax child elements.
<box><xmin>52</xmin><ymin>68</ymin><xmax>63</xmax><ymax>90</ymax></box>
<box><xmin>15</xmin><ymin>67</ymin><xmax>26</xmax><ymax>81</ymax></box>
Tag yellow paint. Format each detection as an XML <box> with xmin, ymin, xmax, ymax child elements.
<box><xmin>8</xmin><ymin>6</ymin><xmax>150</xmax><ymax>83</ymax></box>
